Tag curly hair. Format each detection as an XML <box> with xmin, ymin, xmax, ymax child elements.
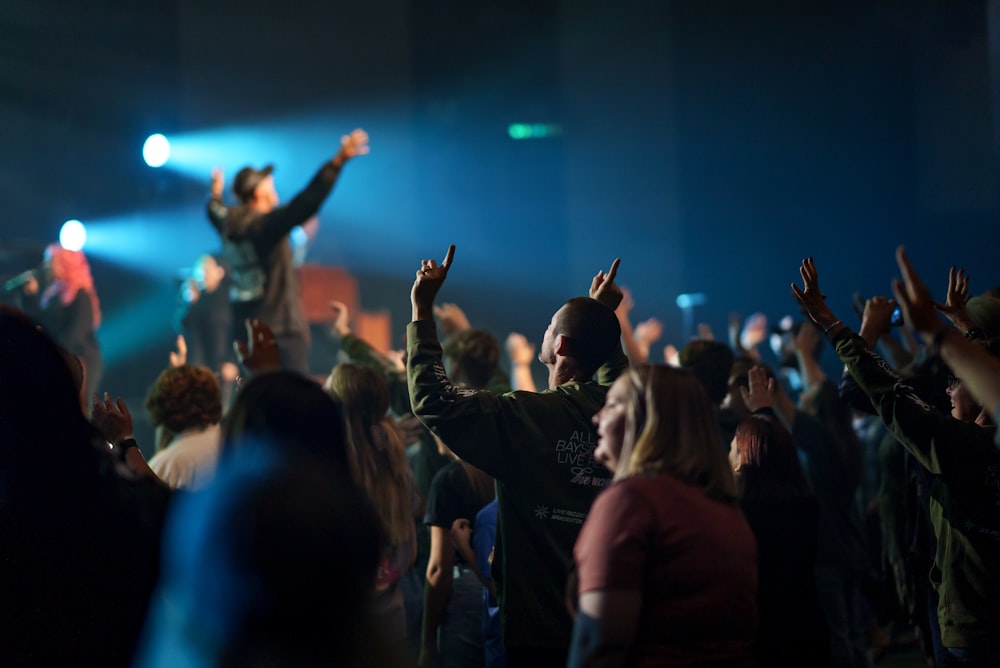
<box><xmin>145</xmin><ymin>365</ymin><xmax>222</xmax><ymax>441</ymax></box>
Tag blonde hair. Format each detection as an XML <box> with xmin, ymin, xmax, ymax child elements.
<box><xmin>615</xmin><ymin>365</ymin><xmax>738</xmax><ymax>502</ymax></box>
<box><xmin>327</xmin><ymin>363</ymin><xmax>415</xmax><ymax>547</ymax></box>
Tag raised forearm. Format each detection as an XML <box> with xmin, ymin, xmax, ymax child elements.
<box><xmin>511</xmin><ymin>362</ymin><xmax>537</xmax><ymax>392</ymax></box>
<box><xmin>796</xmin><ymin>350</ymin><xmax>827</xmax><ymax>391</ymax></box>
<box><xmin>939</xmin><ymin>328</ymin><xmax>1000</xmax><ymax>415</ymax></box>
<box><xmin>616</xmin><ymin>313</ymin><xmax>647</xmax><ymax>366</ymax></box>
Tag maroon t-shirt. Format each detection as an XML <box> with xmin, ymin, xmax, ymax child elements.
<box><xmin>575</xmin><ymin>473</ymin><xmax>758</xmax><ymax>666</ymax></box>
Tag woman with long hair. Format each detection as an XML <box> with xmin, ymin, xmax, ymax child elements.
<box><xmin>569</xmin><ymin>364</ymin><xmax>758</xmax><ymax>667</ymax></box>
<box><xmin>21</xmin><ymin>243</ymin><xmax>103</xmax><ymax>396</ymax></box>
<box><xmin>326</xmin><ymin>363</ymin><xmax>418</xmax><ymax>650</ymax></box>
<box><xmin>731</xmin><ymin>406</ymin><xmax>830</xmax><ymax>667</ymax></box>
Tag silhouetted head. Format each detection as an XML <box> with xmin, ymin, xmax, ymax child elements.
<box><xmin>539</xmin><ymin>297</ymin><xmax>621</xmax><ymax>378</ymax></box>
<box><xmin>0</xmin><ymin>305</ymin><xmax>101</xmax><ymax>490</ymax></box>
<box><xmin>443</xmin><ymin>329</ymin><xmax>500</xmax><ymax>389</ymax></box>
<box><xmin>730</xmin><ymin>414</ymin><xmax>812</xmax><ymax>502</ymax></box>
<box><xmin>136</xmin><ymin>444</ymin><xmax>380</xmax><ymax>667</ymax></box>
<box><xmin>222</xmin><ymin>371</ymin><xmax>350</xmax><ymax>475</ymax></box>
<box><xmin>679</xmin><ymin>340</ymin><xmax>734</xmax><ymax>406</ymax></box>
<box><xmin>967</xmin><ymin>295</ymin><xmax>1000</xmax><ymax>339</ymax></box>
<box><xmin>325</xmin><ymin>363</ymin><xmax>389</xmax><ymax>426</ymax></box>
<box><xmin>233</xmin><ymin>165</ymin><xmax>278</xmax><ymax>211</ymax></box>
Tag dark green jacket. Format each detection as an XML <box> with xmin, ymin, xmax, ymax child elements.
<box><xmin>407</xmin><ymin>319</ymin><xmax>627</xmax><ymax>651</ymax></box>
<box><xmin>834</xmin><ymin>328</ymin><xmax>1000</xmax><ymax>649</ymax></box>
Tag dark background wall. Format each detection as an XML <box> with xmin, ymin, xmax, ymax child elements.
<box><xmin>1</xmin><ymin>1</ymin><xmax>997</xmax><ymax>408</ymax></box>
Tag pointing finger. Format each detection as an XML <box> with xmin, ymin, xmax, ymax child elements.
<box><xmin>442</xmin><ymin>244</ymin><xmax>456</xmax><ymax>269</ymax></box>
<box><xmin>605</xmin><ymin>258</ymin><xmax>620</xmax><ymax>282</ymax></box>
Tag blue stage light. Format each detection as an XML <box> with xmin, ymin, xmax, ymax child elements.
<box><xmin>59</xmin><ymin>219</ymin><xmax>87</xmax><ymax>251</ymax></box>
<box><xmin>143</xmin><ymin>133</ymin><xmax>171</xmax><ymax>167</ymax></box>
<box><xmin>675</xmin><ymin>292</ymin><xmax>706</xmax><ymax>309</ymax></box>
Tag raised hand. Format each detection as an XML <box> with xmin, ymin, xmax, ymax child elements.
<box><xmin>739</xmin><ymin>312</ymin><xmax>769</xmax><ymax>352</ymax></box>
<box><xmin>220</xmin><ymin>361</ymin><xmax>240</xmax><ymax>383</ymax></box>
<box><xmin>411</xmin><ymin>245</ymin><xmax>456</xmax><ymax>322</ymax></box>
<box><xmin>858</xmin><ymin>296</ymin><xmax>896</xmax><ymax>346</ymax></box>
<box><xmin>506</xmin><ymin>332</ymin><xmax>536</xmax><ymax>366</ymax></box>
<box><xmin>792</xmin><ymin>320</ymin><xmax>821</xmax><ymax>354</ymax></box>
<box><xmin>791</xmin><ymin>257</ymin><xmax>839</xmax><ymax>330</ymax></box>
<box><xmin>891</xmin><ymin>246</ymin><xmax>947</xmax><ymax>341</ymax></box>
<box><xmin>336</xmin><ymin>128</ymin><xmax>370</xmax><ymax>164</ymax></box>
<box><xmin>696</xmin><ymin>322</ymin><xmax>714</xmax><ymax>341</ymax></box>
<box><xmin>615</xmin><ymin>287</ymin><xmax>634</xmax><ymax>318</ymax></box>
<box><xmin>434</xmin><ymin>302</ymin><xmax>472</xmax><ymax>336</ymax></box>
<box><xmin>330</xmin><ymin>300</ymin><xmax>351</xmax><ymax>337</ymax></box>
<box><xmin>739</xmin><ymin>365</ymin><xmax>776</xmax><ymax>413</ymax></box>
<box><xmin>634</xmin><ymin>317</ymin><xmax>663</xmax><ymax>348</ymax></box>
<box><xmin>210</xmin><ymin>167</ymin><xmax>224</xmax><ymax>199</ymax></box>
<box><xmin>663</xmin><ymin>344</ymin><xmax>680</xmax><ymax>367</ymax></box>
<box><xmin>385</xmin><ymin>349</ymin><xmax>406</xmax><ymax>373</ymax></box>
<box><xmin>91</xmin><ymin>392</ymin><xmax>135</xmax><ymax>444</ymax></box>
<box><xmin>589</xmin><ymin>258</ymin><xmax>623</xmax><ymax>310</ymax></box>
<box><xmin>168</xmin><ymin>334</ymin><xmax>187</xmax><ymax>368</ymax></box>
<box><xmin>234</xmin><ymin>318</ymin><xmax>282</xmax><ymax>374</ymax></box>
<box><xmin>934</xmin><ymin>266</ymin><xmax>976</xmax><ymax>331</ymax></box>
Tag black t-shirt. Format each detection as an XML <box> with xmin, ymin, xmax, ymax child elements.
<box><xmin>424</xmin><ymin>460</ymin><xmax>488</xmax><ymax>531</ymax></box>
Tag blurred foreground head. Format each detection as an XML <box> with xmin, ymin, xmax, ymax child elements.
<box><xmin>221</xmin><ymin>370</ymin><xmax>351</xmax><ymax>474</ymax></box>
<box><xmin>136</xmin><ymin>443</ymin><xmax>381</xmax><ymax>667</ymax></box>
<box><xmin>0</xmin><ymin>305</ymin><xmax>99</xmax><ymax>490</ymax></box>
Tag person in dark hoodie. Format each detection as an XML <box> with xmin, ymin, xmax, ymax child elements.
<box><xmin>207</xmin><ymin>128</ymin><xmax>368</xmax><ymax>373</ymax></box>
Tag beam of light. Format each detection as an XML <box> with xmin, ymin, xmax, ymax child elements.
<box><xmin>154</xmin><ymin>112</ymin><xmax>421</xmax><ymax>272</ymax></box>
<box><xmin>81</xmin><ymin>206</ymin><xmax>222</xmax><ymax>276</ymax></box>
<box><xmin>97</xmin><ymin>285</ymin><xmax>179</xmax><ymax>368</ymax></box>
<box><xmin>142</xmin><ymin>133</ymin><xmax>171</xmax><ymax>167</ymax></box>
<box><xmin>155</xmin><ymin>116</ymin><xmax>357</xmax><ymax>185</ymax></box>
<box><xmin>138</xmin><ymin>111</ymin><xmax>566</xmax><ymax>302</ymax></box>
<box><xmin>59</xmin><ymin>219</ymin><xmax>87</xmax><ymax>251</ymax></box>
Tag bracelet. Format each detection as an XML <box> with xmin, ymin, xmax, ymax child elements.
<box><xmin>822</xmin><ymin>320</ymin><xmax>843</xmax><ymax>335</ymax></box>
<box><xmin>116</xmin><ymin>437</ymin><xmax>139</xmax><ymax>452</ymax></box>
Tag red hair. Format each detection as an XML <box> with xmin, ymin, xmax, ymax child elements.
<box><xmin>42</xmin><ymin>244</ymin><xmax>101</xmax><ymax>328</ymax></box>
<box><xmin>732</xmin><ymin>414</ymin><xmax>812</xmax><ymax>502</ymax></box>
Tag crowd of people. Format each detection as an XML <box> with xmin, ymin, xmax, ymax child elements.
<box><xmin>3</xmin><ymin>124</ymin><xmax>1000</xmax><ymax>667</ymax></box>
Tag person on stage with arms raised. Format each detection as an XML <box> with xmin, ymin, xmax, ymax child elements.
<box><xmin>207</xmin><ymin>128</ymin><xmax>369</xmax><ymax>374</ymax></box>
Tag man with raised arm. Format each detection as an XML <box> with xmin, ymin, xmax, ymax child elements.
<box><xmin>891</xmin><ymin>248</ymin><xmax>1000</xmax><ymax>443</ymax></box>
<box><xmin>407</xmin><ymin>245</ymin><xmax>627</xmax><ymax>667</ymax></box>
<box><xmin>207</xmin><ymin>129</ymin><xmax>369</xmax><ymax>374</ymax></box>
<box><xmin>792</xmin><ymin>250</ymin><xmax>1000</xmax><ymax>666</ymax></box>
